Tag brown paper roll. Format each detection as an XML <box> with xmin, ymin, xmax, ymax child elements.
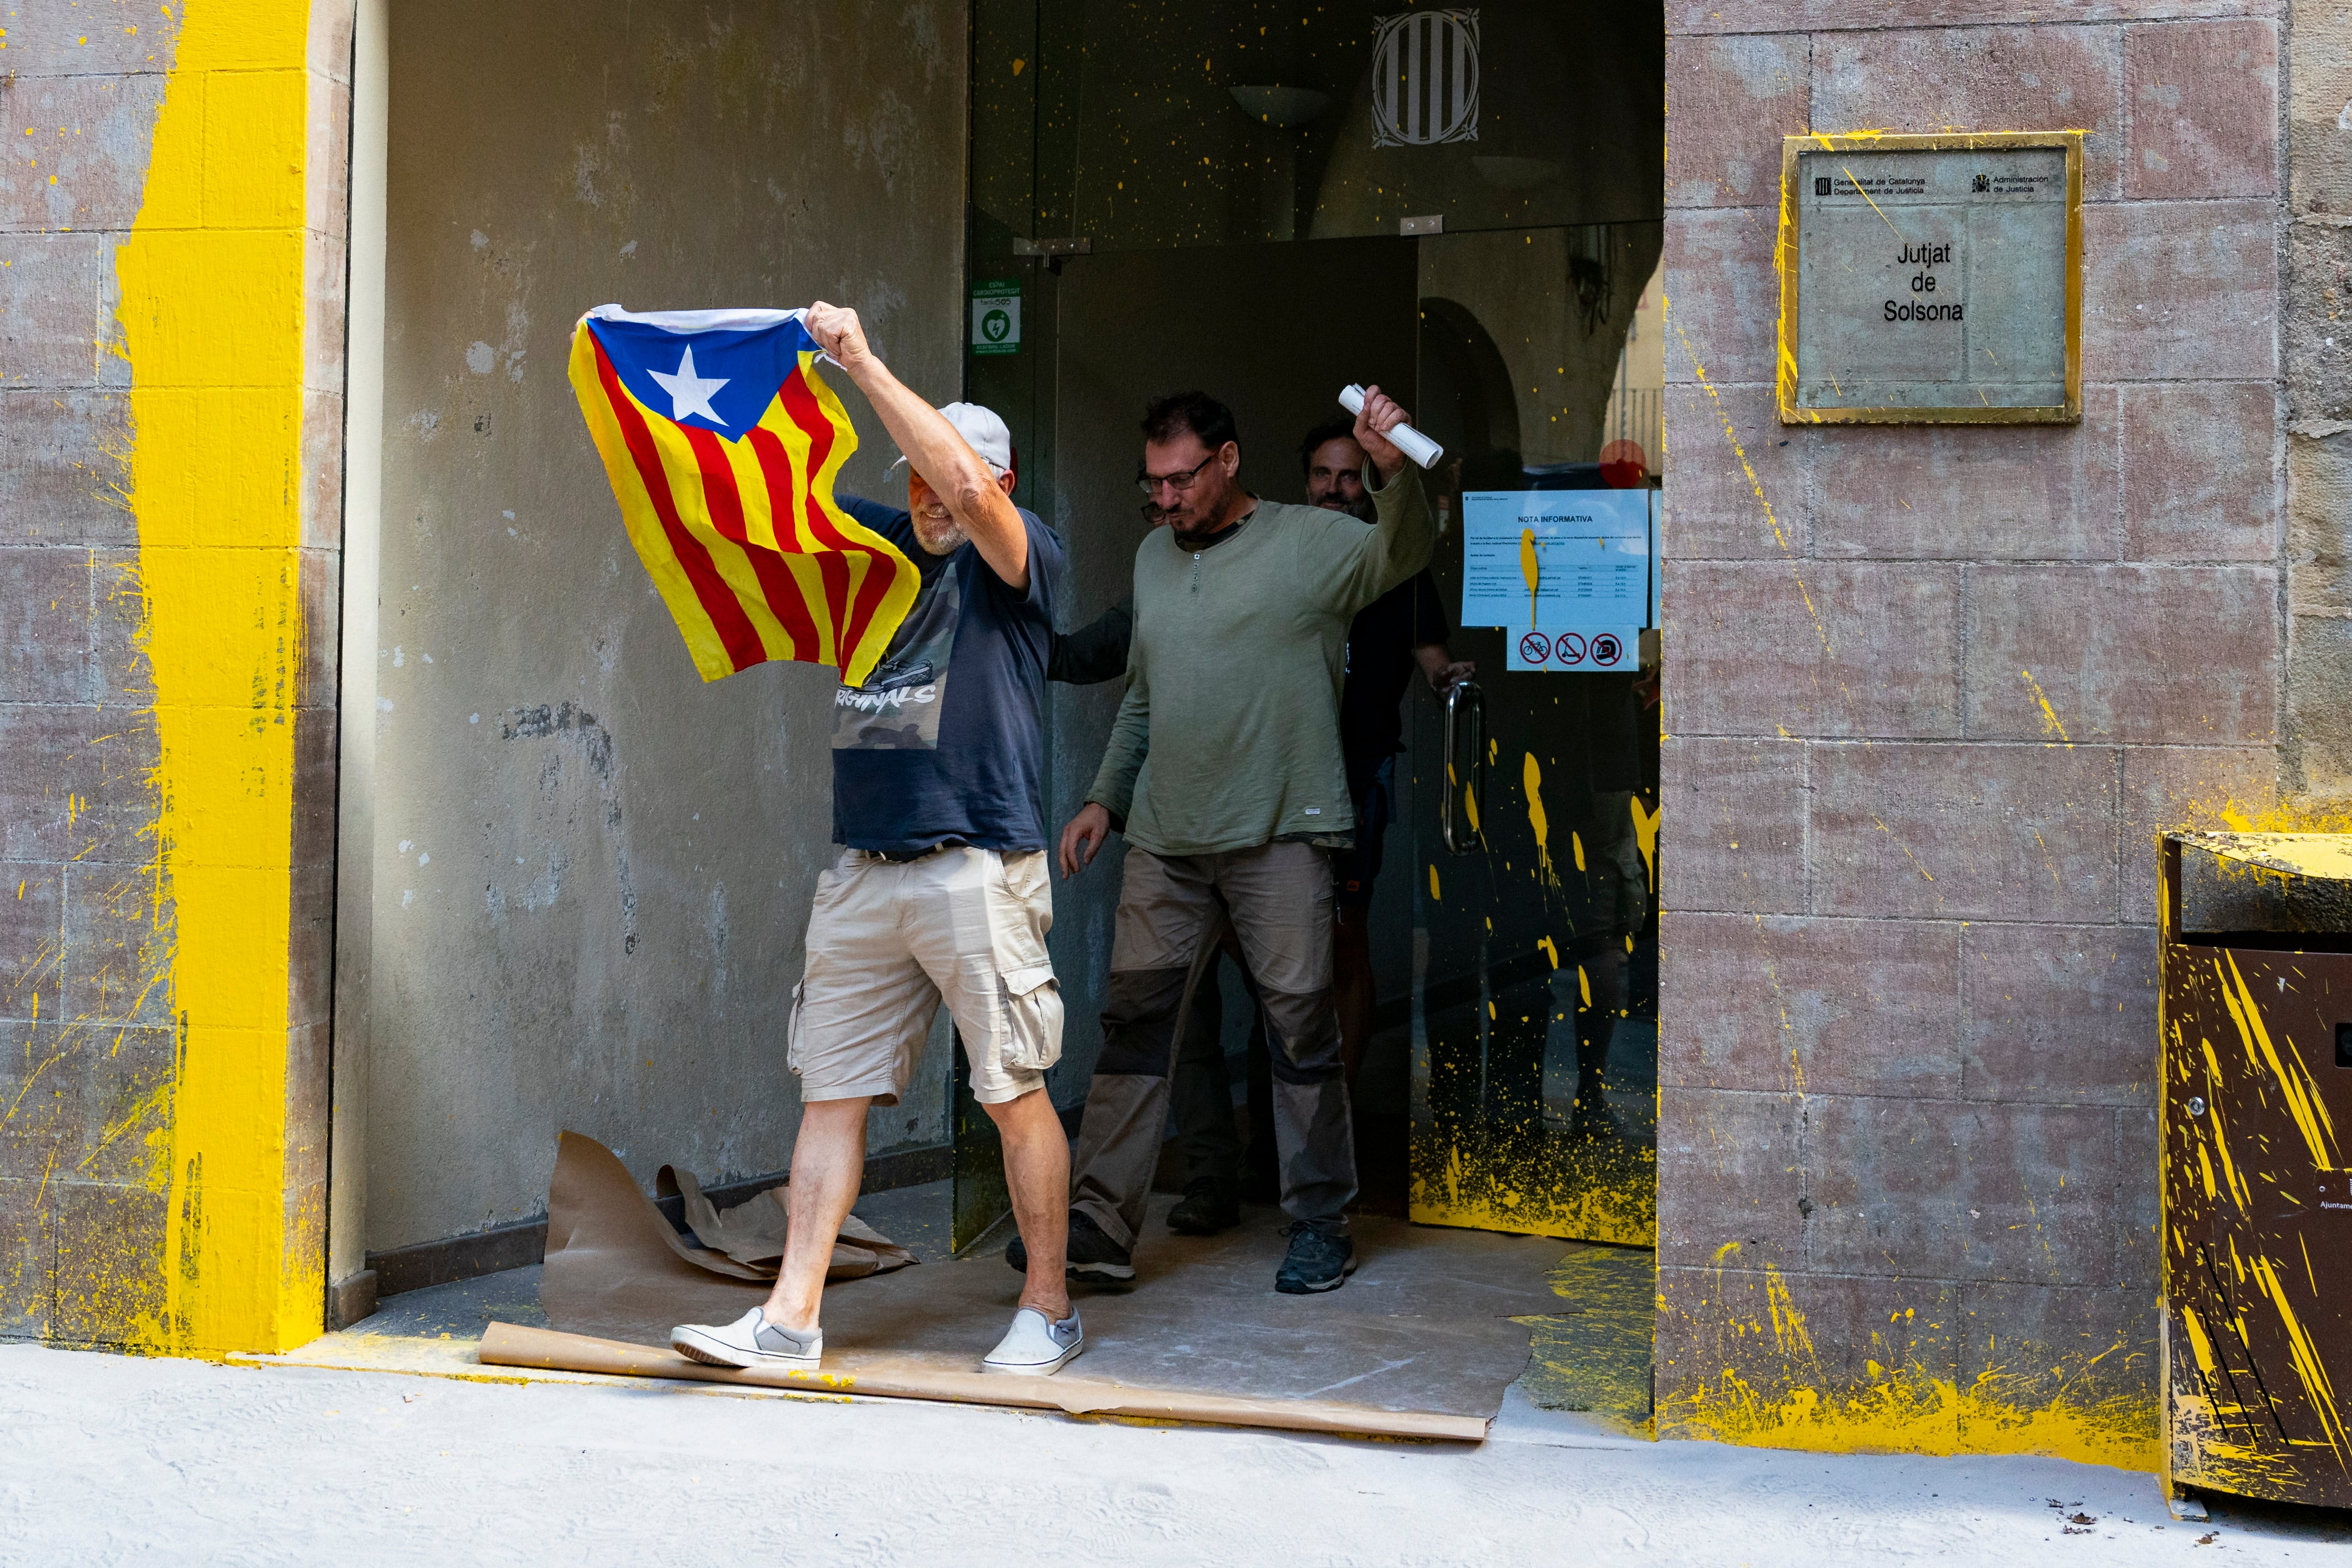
<box><xmin>478</xmin><ymin>1320</ymin><xmax>1488</xmax><ymax>1441</ymax></box>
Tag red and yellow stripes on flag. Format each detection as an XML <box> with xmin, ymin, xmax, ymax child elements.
<box><xmin>567</xmin><ymin>324</ymin><xmax>918</xmax><ymax>686</ymax></box>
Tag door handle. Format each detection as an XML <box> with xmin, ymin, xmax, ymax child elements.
<box><xmin>1441</xmin><ymin>680</ymin><xmax>1485</xmax><ymax>856</ymax></box>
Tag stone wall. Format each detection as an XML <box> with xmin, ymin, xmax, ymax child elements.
<box><xmin>356</xmin><ymin>0</ymin><xmax>970</xmax><ymax>1257</ymax></box>
<box><xmin>0</xmin><ymin>0</ymin><xmax>350</xmax><ymax>1354</ymax></box>
<box><xmin>0</xmin><ymin>0</ymin><xmax>180</xmax><ymax>1349</ymax></box>
<box><xmin>1658</xmin><ymin>5</ymin><xmax>2286</xmax><ymax>1466</ymax></box>
<box><xmin>2283</xmin><ymin>0</ymin><xmax>2352</xmax><ymax>801</ymax></box>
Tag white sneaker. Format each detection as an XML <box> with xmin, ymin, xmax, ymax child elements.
<box><xmin>671</xmin><ymin>1308</ymin><xmax>822</xmax><ymax>1371</ymax></box>
<box><xmin>981</xmin><ymin>1307</ymin><xmax>1084</xmax><ymax>1376</ymax></box>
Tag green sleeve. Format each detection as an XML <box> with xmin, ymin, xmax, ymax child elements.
<box><xmin>1320</xmin><ymin>462</ymin><xmax>1434</xmax><ymax>618</ymax></box>
<box><xmin>1086</xmin><ymin>660</ymin><xmax>1151</xmax><ymax>822</ymax></box>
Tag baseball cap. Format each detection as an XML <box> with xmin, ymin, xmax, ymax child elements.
<box><xmin>890</xmin><ymin>402</ymin><xmax>1013</xmax><ymax>478</ymax></box>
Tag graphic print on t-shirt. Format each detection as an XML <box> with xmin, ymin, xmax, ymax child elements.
<box><xmin>833</xmin><ymin>562</ymin><xmax>960</xmax><ymax>750</ymax></box>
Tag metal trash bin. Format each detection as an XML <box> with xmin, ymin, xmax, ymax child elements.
<box><xmin>2161</xmin><ymin>832</ymin><xmax>2352</xmax><ymax>1509</ymax></box>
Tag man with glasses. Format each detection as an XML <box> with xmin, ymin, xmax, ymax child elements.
<box><xmin>1014</xmin><ymin>387</ymin><xmax>1431</xmax><ymax>1295</ymax></box>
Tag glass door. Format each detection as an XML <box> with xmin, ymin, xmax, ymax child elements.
<box><xmin>1406</xmin><ymin>223</ymin><xmax>1662</xmax><ymax>1244</ymax></box>
<box><xmin>957</xmin><ymin>0</ymin><xmax>1666</xmax><ymax>1251</ymax></box>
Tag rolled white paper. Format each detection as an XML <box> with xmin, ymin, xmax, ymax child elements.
<box><xmin>1338</xmin><ymin>383</ymin><xmax>1445</xmax><ymax>471</ymax></box>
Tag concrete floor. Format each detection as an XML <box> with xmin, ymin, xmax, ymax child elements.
<box><xmin>5</xmin><ymin>1339</ymin><xmax>2344</xmax><ymax>1565</ymax></box>
<box><xmin>336</xmin><ymin>1170</ymin><xmax>1655</xmax><ymax>1429</ymax></box>
<box><xmin>29</xmin><ymin>1177</ymin><xmax>2321</xmax><ymax>1562</ymax></box>
<box><xmin>341</xmin><ymin>1176</ymin><xmax>1654</xmax><ymax>1428</ymax></box>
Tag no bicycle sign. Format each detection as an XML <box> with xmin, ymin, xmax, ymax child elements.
<box><xmin>1507</xmin><ymin>623</ymin><xmax>1638</xmax><ymax>672</ymax></box>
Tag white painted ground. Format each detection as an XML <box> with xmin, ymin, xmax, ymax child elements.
<box><xmin>2</xmin><ymin>1343</ymin><xmax>2344</xmax><ymax>1565</ymax></box>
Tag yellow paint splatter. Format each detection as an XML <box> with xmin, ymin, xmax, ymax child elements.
<box><xmin>1535</xmin><ymin>935</ymin><xmax>1559</xmax><ymax>969</ymax></box>
<box><xmin>1873</xmin><ymin>818</ymin><xmax>1936</xmax><ymax>883</ymax></box>
<box><xmin>1762</xmin><ymin>1267</ymin><xmax>1816</xmax><ymax>1360</ymax></box>
<box><xmin>1427</xmin><ymin>864</ymin><xmax>1440</xmax><ymax>902</ymax></box>
<box><xmin>2218</xmin><ymin>953</ymin><xmax>2342</xmax><ymax>1169</ymax></box>
<box><xmin>1629</xmin><ymin>794</ymin><xmax>1659</xmax><ymax>890</ymax></box>
<box><xmin>2018</xmin><ymin>669</ymin><xmax>2071</xmax><ymax>745</ymax></box>
<box><xmin>1670</xmin><ymin>313</ymin><xmax>1825</xmax><ymax>653</ymax></box>
<box><xmin>1523</xmin><ymin>753</ymin><xmax>1554</xmax><ymax>882</ymax></box>
<box><xmin>1520</xmin><ymin>528</ymin><xmax>1540</xmax><ymax>623</ymax></box>
<box><xmin>1512</xmin><ymin>1246</ymin><xmax>1656</xmax><ymax>1436</ymax></box>
<box><xmin>1838</xmin><ymin>162</ymin><xmax>1911</xmax><ymax>242</ymax></box>
<box><xmin>1663</xmin><ymin>1335</ymin><xmax>2159</xmax><ymax>1472</ymax></box>
<box><xmin>2196</xmin><ymin>1035</ymin><xmax>2253</xmax><ymax>1211</ymax></box>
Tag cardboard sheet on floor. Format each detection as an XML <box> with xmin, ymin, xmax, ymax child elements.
<box><xmin>528</xmin><ymin>1132</ymin><xmax>1569</xmax><ymax>1431</ymax></box>
<box><xmin>478</xmin><ymin>1323</ymin><xmax>1488</xmax><ymax>1441</ymax></box>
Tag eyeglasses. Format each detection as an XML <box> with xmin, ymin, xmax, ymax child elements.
<box><xmin>1135</xmin><ymin>453</ymin><xmax>1218</xmax><ymax>498</ymax></box>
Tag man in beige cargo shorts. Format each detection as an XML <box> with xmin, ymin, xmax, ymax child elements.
<box><xmin>670</xmin><ymin>301</ymin><xmax>1081</xmax><ymax>1377</ymax></box>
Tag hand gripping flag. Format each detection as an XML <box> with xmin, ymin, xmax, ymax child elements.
<box><xmin>568</xmin><ymin>305</ymin><xmax>918</xmax><ymax>686</ymax></box>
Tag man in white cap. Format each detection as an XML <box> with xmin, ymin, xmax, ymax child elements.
<box><xmin>670</xmin><ymin>301</ymin><xmax>1081</xmax><ymax>1376</ymax></box>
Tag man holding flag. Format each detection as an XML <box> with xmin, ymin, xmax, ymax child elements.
<box><xmin>667</xmin><ymin>302</ymin><xmax>1082</xmax><ymax>1377</ymax></box>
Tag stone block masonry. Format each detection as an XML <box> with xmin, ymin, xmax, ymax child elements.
<box><xmin>1660</xmin><ymin>4</ymin><xmax>2291</xmax><ymax>1471</ymax></box>
<box><xmin>0</xmin><ymin>0</ymin><xmax>350</xmax><ymax>1356</ymax></box>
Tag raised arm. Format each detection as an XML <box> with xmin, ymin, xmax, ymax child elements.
<box><xmin>1323</xmin><ymin>385</ymin><xmax>1435</xmax><ymax>615</ymax></box>
<box><xmin>805</xmin><ymin>301</ymin><xmax>1030</xmax><ymax>590</ymax></box>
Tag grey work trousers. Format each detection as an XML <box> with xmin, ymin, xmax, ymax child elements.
<box><xmin>1169</xmin><ymin>943</ymin><xmax>1277</xmax><ymax>1197</ymax></box>
<box><xmin>1070</xmin><ymin>841</ymin><xmax>1357</xmax><ymax>1250</ymax></box>
<box><xmin>1169</xmin><ymin>948</ymin><xmax>1246</xmax><ymax>1190</ymax></box>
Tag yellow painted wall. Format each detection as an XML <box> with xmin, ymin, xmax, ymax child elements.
<box><xmin>113</xmin><ymin>0</ymin><xmax>318</xmax><ymax>1355</ymax></box>
<box><xmin>1658</xmin><ymin>1258</ymin><xmax>2162</xmax><ymax>1472</ymax></box>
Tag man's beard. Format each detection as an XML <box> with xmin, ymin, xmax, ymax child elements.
<box><xmin>1170</xmin><ymin>516</ymin><xmax>1236</xmax><ymax>548</ymax></box>
<box><xmin>1315</xmin><ymin>492</ymin><xmax>1376</xmax><ymax>523</ymax></box>
<box><xmin>912</xmin><ymin>510</ymin><xmax>969</xmax><ymax>555</ymax></box>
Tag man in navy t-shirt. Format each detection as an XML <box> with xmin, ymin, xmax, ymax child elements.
<box><xmin>828</xmin><ymin>479</ymin><xmax>1057</xmax><ymax>854</ymax></box>
<box><xmin>671</xmin><ymin>303</ymin><xmax>1082</xmax><ymax>1380</ymax></box>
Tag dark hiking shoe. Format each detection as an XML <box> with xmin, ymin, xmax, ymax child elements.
<box><xmin>1275</xmin><ymin>1221</ymin><xmax>1357</xmax><ymax>1295</ymax></box>
<box><xmin>1065</xmin><ymin>1209</ymin><xmax>1137</xmax><ymax>1282</ymax></box>
<box><xmin>1006</xmin><ymin>1209</ymin><xmax>1136</xmax><ymax>1283</ymax></box>
<box><xmin>1166</xmin><ymin>1177</ymin><xmax>1241</xmax><ymax>1235</ymax></box>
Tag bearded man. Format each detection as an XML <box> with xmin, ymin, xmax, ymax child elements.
<box><xmin>670</xmin><ymin>302</ymin><xmax>1081</xmax><ymax>1377</ymax></box>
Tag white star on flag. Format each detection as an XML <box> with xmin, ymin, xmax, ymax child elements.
<box><xmin>649</xmin><ymin>345</ymin><xmax>729</xmax><ymax>427</ymax></box>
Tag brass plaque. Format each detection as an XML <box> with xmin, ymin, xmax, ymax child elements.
<box><xmin>1777</xmin><ymin>132</ymin><xmax>2083</xmax><ymax>425</ymax></box>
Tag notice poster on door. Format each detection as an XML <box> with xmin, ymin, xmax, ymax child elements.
<box><xmin>1459</xmin><ymin>490</ymin><xmax>1651</xmax><ymax>636</ymax></box>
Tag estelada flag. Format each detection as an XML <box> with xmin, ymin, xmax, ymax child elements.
<box><xmin>568</xmin><ymin>304</ymin><xmax>918</xmax><ymax>686</ymax></box>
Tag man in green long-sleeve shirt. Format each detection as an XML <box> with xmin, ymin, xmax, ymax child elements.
<box><xmin>1038</xmin><ymin>387</ymin><xmax>1433</xmax><ymax>1295</ymax></box>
